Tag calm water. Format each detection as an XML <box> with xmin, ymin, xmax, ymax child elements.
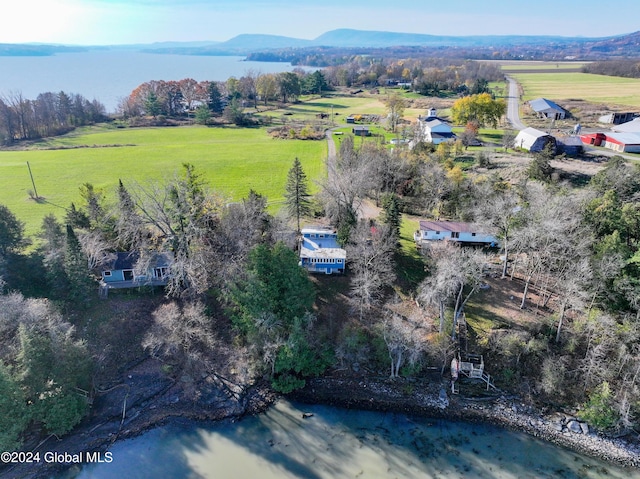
<box><xmin>0</xmin><ymin>51</ymin><xmax>302</xmax><ymax>113</ymax></box>
<box><xmin>72</xmin><ymin>400</ymin><xmax>640</xmax><ymax>479</ymax></box>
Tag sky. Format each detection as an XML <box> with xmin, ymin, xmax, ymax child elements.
<box><xmin>3</xmin><ymin>0</ymin><xmax>640</xmax><ymax>45</ymax></box>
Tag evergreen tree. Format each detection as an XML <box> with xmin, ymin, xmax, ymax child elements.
<box><xmin>0</xmin><ymin>361</ymin><xmax>28</xmax><ymax>451</ymax></box>
<box><xmin>0</xmin><ymin>204</ymin><xmax>25</xmax><ymax>257</ymax></box>
<box><xmin>207</xmin><ymin>81</ymin><xmax>223</xmax><ymax>114</ymax></box>
<box><xmin>65</xmin><ymin>202</ymin><xmax>90</xmax><ymax>229</ymax></box>
<box><xmin>380</xmin><ymin>192</ymin><xmax>401</xmax><ymax>240</ymax></box>
<box><xmin>64</xmin><ymin>225</ymin><xmax>94</xmax><ymax>306</ymax></box>
<box><xmin>284</xmin><ymin>158</ymin><xmax>312</xmax><ymax>233</ymax></box>
<box><xmin>144</xmin><ymin>91</ymin><xmax>162</xmax><ymax>118</ymax></box>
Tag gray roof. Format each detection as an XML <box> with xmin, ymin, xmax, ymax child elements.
<box><xmin>612</xmin><ymin>118</ymin><xmax>640</xmax><ymax>133</ymax></box>
<box><xmin>529</xmin><ymin>98</ymin><xmax>564</xmax><ymax>113</ymax></box>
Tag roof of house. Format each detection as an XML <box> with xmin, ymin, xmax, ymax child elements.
<box><xmin>431</xmin><ymin>132</ymin><xmax>456</xmax><ymax>140</ymax></box>
<box><xmin>612</xmin><ymin>117</ymin><xmax>640</xmax><ymax>133</ymax></box>
<box><xmin>103</xmin><ymin>252</ymin><xmax>172</xmax><ymax>271</ymax></box>
<box><xmin>529</xmin><ymin>98</ymin><xmax>564</xmax><ymax>113</ymax></box>
<box><xmin>419</xmin><ymin>220</ymin><xmax>476</xmax><ymax>233</ymax></box>
<box><xmin>352</xmin><ymin>125</ymin><xmax>369</xmax><ymax>131</ymax></box>
<box><xmin>423</xmin><ymin>119</ymin><xmax>448</xmax><ymax>128</ymax></box>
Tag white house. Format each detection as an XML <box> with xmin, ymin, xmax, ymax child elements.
<box><xmin>514</xmin><ymin>127</ymin><xmax>557</xmax><ymax>153</ymax></box>
<box><xmin>299</xmin><ymin>227</ymin><xmax>346</xmax><ymax>275</ymax></box>
<box><xmin>417</xmin><ymin>109</ymin><xmax>456</xmax><ymax>145</ymax></box>
<box><xmin>529</xmin><ymin>98</ymin><xmax>566</xmax><ymax>120</ymax></box>
<box><xmin>414</xmin><ymin>220</ymin><xmax>498</xmax><ymax>248</ymax></box>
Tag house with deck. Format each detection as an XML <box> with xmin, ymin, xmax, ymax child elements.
<box><xmin>414</xmin><ymin>220</ymin><xmax>498</xmax><ymax>249</ymax></box>
<box><xmin>99</xmin><ymin>252</ymin><xmax>172</xmax><ymax>292</ymax></box>
<box><xmin>299</xmin><ymin>227</ymin><xmax>346</xmax><ymax>274</ymax></box>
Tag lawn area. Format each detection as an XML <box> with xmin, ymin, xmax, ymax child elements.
<box><xmin>511</xmin><ymin>72</ymin><xmax>640</xmax><ymax>107</ymax></box>
<box><xmin>395</xmin><ymin>214</ymin><xmax>427</xmax><ymax>290</ymax></box>
<box><xmin>261</xmin><ymin>92</ymin><xmax>426</xmax><ymax>125</ymax></box>
<box><xmin>499</xmin><ymin>61</ymin><xmax>589</xmax><ymax>72</ymax></box>
<box><xmin>0</xmin><ymin>125</ymin><xmax>327</xmax><ymax>237</ymax></box>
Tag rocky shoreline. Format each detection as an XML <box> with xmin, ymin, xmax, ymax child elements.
<box><xmin>289</xmin><ymin>376</ymin><xmax>640</xmax><ymax>469</ymax></box>
<box><xmin>3</xmin><ymin>366</ymin><xmax>639</xmax><ymax>478</ymax></box>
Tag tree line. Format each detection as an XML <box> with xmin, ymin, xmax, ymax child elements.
<box><xmin>582</xmin><ymin>60</ymin><xmax>640</xmax><ymax>79</ymax></box>
<box><xmin>0</xmin><ymin>91</ymin><xmax>107</xmax><ymax>144</ymax></box>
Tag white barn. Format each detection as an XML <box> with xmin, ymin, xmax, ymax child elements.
<box><xmin>529</xmin><ymin>98</ymin><xmax>566</xmax><ymax>120</ymax></box>
<box><xmin>515</xmin><ymin>127</ymin><xmax>557</xmax><ymax>153</ymax></box>
<box><xmin>414</xmin><ymin>220</ymin><xmax>498</xmax><ymax>247</ymax></box>
<box><xmin>612</xmin><ymin>117</ymin><xmax>640</xmax><ymax>133</ymax></box>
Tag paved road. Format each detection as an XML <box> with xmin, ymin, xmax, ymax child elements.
<box><xmin>506</xmin><ymin>76</ymin><xmax>526</xmax><ymax>131</ymax></box>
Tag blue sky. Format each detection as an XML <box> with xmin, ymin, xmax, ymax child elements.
<box><xmin>3</xmin><ymin>0</ymin><xmax>639</xmax><ymax>45</ymax></box>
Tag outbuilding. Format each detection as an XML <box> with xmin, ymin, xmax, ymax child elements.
<box><xmin>529</xmin><ymin>98</ymin><xmax>566</xmax><ymax>120</ymax></box>
<box><xmin>514</xmin><ymin>127</ymin><xmax>557</xmax><ymax>153</ymax></box>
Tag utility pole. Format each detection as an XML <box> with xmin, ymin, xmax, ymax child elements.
<box><xmin>26</xmin><ymin>161</ymin><xmax>39</xmax><ymax>200</ymax></box>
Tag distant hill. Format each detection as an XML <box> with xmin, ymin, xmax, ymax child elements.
<box><xmin>3</xmin><ymin>29</ymin><xmax>640</xmax><ymax>59</ymax></box>
<box><xmin>312</xmin><ymin>29</ymin><xmax>597</xmax><ymax>48</ymax></box>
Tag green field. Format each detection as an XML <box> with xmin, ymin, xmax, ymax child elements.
<box><xmin>511</xmin><ymin>72</ymin><xmax>640</xmax><ymax>107</ymax></box>
<box><xmin>0</xmin><ymin>125</ymin><xmax>327</xmax><ymax>237</ymax></box>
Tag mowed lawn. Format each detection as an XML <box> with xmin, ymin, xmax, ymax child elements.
<box><xmin>512</xmin><ymin>72</ymin><xmax>640</xmax><ymax>107</ymax></box>
<box><xmin>0</xmin><ymin>125</ymin><xmax>327</xmax><ymax>237</ymax></box>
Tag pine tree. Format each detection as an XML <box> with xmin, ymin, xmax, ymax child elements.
<box><xmin>64</xmin><ymin>225</ymin><xmax>94</xmax><ymax>306</ymax></box>
<box><xmin>284</xmin><ymin>158</ymin><xmax>312</xmax><ymax>233</ymax></box>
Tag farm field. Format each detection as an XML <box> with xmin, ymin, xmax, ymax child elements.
<box><xmin>496</xmin><ymin>60</ymin><xmax>589</xmax><ymax>72</ymax></box>
<box><xmin>262</xmin><ymin>91</ymin><xmax>427</xmax><ymax>123</ymax></box>
<box><xmin>511</xmin><ymin>72</ymin><xmax>640</xmax><ymax>107</ymax></box>
<box><xmin>0</xmin><ymin>125</ymin><xmax>326</xmax><ymax>237</ymax></box>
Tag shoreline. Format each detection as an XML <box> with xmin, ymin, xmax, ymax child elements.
<box><xmin>289</xmin><ymin>376</ymin><xmax>640</xmax><ymax>469</ymax></box>
<box><xmin>3</xmin><ymin>369</ymin><xmax>639</xmax><ymax>478</ymax></box>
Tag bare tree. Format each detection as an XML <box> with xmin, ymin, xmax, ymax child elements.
<box><xmin>142</xmin><ymin>301</ymin><xmax>218</xmax><ymax>375</ymax></box>
<box><xmin>346</xmin><ymin>221</ymin><xmax>396</xmax><ymax>320</ymax></box>
<box><xmin>418</xmin><ymin>241</ymin><xmax>487</xmax><ymax>339</ymax></box>
<box><xmin>380</xmin><ymin>311</ymin><xmax>427</xmax><ymax>378</ymax></box>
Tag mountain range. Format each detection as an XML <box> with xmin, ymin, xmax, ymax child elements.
<box><xmin>1</xmin><ymin>29</ymin><xmax>639</xmax><ymax>58</ymax></box>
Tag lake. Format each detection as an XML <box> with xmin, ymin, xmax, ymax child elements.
<box><xmin>0</xmin><ymin>51</ymin><xmax>303</xmax><ymax>113</ymax></box>
<box><xmin>71</xmin><ymin>400</ymin><xmax>640</xmax><ymax>479</ymax></box>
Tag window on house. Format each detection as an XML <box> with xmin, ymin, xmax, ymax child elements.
<box><xmin>103</xmin><ymin>271</ymin><xmax>112</xmax><ymax>277</ymax></box>
<box><xmin>435</xmin><ymin>231</ymin><xmax>440</xmax><ymax>234</ymax></box>
<box><xmin>451</xmin><ymin>232</ymin><xmax>460</xmax><ymax>239</ymax></box>
<box><xmin>471</xmin><ymin>233</ymin><xmax>476</xmax><ymax>237</ymax></box>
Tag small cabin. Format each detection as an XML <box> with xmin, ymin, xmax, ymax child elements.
<box><xmin>100</xmin><ymin>252</ymin><xmax>172</xmax><ymax>290</ymax></box>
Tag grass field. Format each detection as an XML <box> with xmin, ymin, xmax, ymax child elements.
<box><xmin>0</xmin><ymin>125</ymin><xmax>327</xmax><ymax>237</ymax></box>
<box><xmin>511</xmin><ymin>72</ymin><xmax>640</xmax><ymax>107</ymax></box>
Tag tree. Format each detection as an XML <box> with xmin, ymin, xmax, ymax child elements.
<box><xmin>144</xmin><ymin>91</ymin><xmax>162</xmax><ymax>118</ymax></box>
<box><xmin>346</xmin><ymin>221</ymin><xmax>397</xmax><ymax>320</ymax></box>
<box><xmin>0</xmin><ymin>204</ymin><xmax>25</xmax><ymax>257</ymax></box>
<box><xmin>64</xmin><ymin>225</ymin><xmax>94</xmax><ymax>306</ymax></box>
<box><xmin>383</xmin><ymin>92</ymin><xmax>406</xmax><ymax>132</ymax></box>
<box><xmin>256</xmin><ymin>74</ymin><xmax>278</xmax><ymax>106</ymax></box>
<box><xmin>277</xmin><ymin>72</ymin><xmax>300</xmax><ymax>103</ymax></box>
<box><xmin>380</xmin><ymin>311</ymin><xmax>427</xmax><ymax>378</ymax></box>
<box><xmin>418</xmin><ymin>241</ymin><xmax>487</xmax><ymax>338</ymax></box>
<box><xmin>284</xmin><ymin>158</ymin><xmax>312</xmax><ymax>233</ymax></box>
<box><xmin>451</xmin><ymin>93</ymin><xmax>506</xmax><ymax>128</ymax></box>
<box><xmin>207</xmin><ymin>81</ymin><xmax>224</xmax><ymax>114</ymax></box>
<box><xmin>477</xmin><ymin>191</ymin><xmax>522</xmax><ymax>278</ymax></box>
<box><xmin>380</xmin><ymin>193</ymin><xmax>401</xmax><ymax>239</ymax></box>
<box><xmin>502</xmin><ymin>129</ymin><xmax>517</xmax><ymax>151</ymax></box>
<box><xmin>229</xmin><ymin>242</ymin><xmax>323</xmax><ymax>391</ymax></box>
<box><xmin>0</xmin><ymin>361</ymin><xmax>28</xmax><ymax>451</ymax></box>
<box><xmin>194</xmin><ymin>104</ymin><xmax>211</xmax><ymax>124</ymax></box>
<box><xmin>143</xmin><ymin>301</ymin><xmax>218</xmax><ymax>375</ymax></box>
<box><xmin>223</xmin><ymin>97</ymin><xmax>247</xmax><ymax>125</ymax></box>
<box><xmin>528</xmin><ymin>143</ymin><xmax>555</xmax><ymax>182</ymax></box>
